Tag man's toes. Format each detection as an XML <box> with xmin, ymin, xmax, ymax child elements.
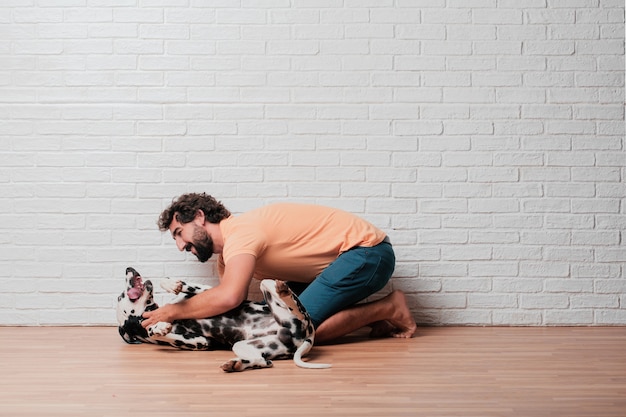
<box><xmin>392</xmin><ymin>324</ymin><xmax>418</xmax><ymax>339</ymax></box>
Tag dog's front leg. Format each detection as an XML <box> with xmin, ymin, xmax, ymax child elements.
<box><xmin>147</xmin><ymin>321</ymin><xmax>172</xmax><ymax>337</ymax></box>
<box><xmin>160</xmin><ymin>278</ymin><xmax>212</xmax><ymax>297</ymax></box>
<box><xmin>148</xmin><ymin>323</ymin><xmax>213</xmax><ymax>350</ymax></box>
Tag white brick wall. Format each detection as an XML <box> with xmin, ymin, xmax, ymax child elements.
<box><xmin>0</xmin><ymin>1</ymin><xmax>624</xmax><ymax>326</ymax></box>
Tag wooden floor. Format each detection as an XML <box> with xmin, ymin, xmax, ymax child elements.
<box><xmin>0</xmin><ymin>327</ymin><xmax>624</xmax><ymax>417</ymax></box>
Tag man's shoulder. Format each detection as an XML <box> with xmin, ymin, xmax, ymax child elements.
<box><xmin>240</xmin><ymin>202</ymin><xmax>327</xmax><ymax>219</ymax></box>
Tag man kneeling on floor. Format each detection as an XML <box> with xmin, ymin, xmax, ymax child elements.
<box><xmin>141</xmin><ymin>193</ymin><xmax>417</xmax><ymax>344</ymax></box>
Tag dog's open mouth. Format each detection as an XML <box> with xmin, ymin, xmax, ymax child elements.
<box><xmin>128</xmin><ymin>274</ymin><xmax>145</xmax><ymax>301</ymax></box>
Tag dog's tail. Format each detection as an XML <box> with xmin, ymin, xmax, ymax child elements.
<box><xmin>293</xmin><ymin>339</ymin><xmax>332</xmax><ymax>369</ymax></box>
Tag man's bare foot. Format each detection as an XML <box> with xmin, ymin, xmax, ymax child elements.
<box><xmin>369</xmin><ymin>291</ymin><xmax>417</xmax><ymax>338</ymax></box>
<box><xmin>387</xmin><ymin>290</ymin><xmax>418</xmax><ymax>338</ymax></box>
<box><xmin>314</xmin><ymin>288</ymin><xmax>417</xmax><ymax>344</ymax></box>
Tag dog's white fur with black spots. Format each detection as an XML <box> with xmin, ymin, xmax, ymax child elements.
<box><xmin>117</xmin><ymin>267</ymin><xmax>331</xmax><ymax>372</ymax></box>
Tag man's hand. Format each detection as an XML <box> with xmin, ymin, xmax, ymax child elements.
<box><xmin>141</xmin><ymin>304</ymin><xmax>179</xmax><ymax>329</ymax></box>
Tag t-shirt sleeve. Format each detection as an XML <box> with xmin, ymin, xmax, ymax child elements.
<box><xmin>221</xmin><ymin>222</ymin><xmax>268</xmax><ymax>265</ymax></box>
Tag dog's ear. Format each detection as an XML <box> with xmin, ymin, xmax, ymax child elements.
<box><xmin>118</xmin><ymin>316</ymin><xmax>147</xmax><ymax>344</ymax></box>
<box><xmin>119</xmin><ymin>326</ymin><xmax>138</xmax><ymax>344</ymax></box>
<box><xmin>119</xmin><ymin>325</ymin><xmax>142</xmax><ymax>344</ymax></box>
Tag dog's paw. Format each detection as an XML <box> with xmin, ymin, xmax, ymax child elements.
<box><xmin>221</xmin><ymin>358</ymin><xmax>273</xmax><ymax>372</ymax></box>
<box><xmin>275</xmin><ymin>280</ymin><xmax>291</xmax><ymax>297</ymax></box>
<box><xmin>221</xmin><ymin>359</ymin><xmax>244</xmax><ymax>372</ymax></box>
<box><xmin>148</xmin><ymin>322</ymin><xmax>172</xmax><ymax>337</ymax></box>
<box><xmin>160</xmin><ymin>278</ymin><xmax>183</xmax><ymax>294</ymax></box>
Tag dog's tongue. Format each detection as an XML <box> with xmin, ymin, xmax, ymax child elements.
<box><xmin>127</xmin><ymin>275</ymin><xmax>144</xmax><ymax>301</ymax></box>
<box><xmin>127</xmin><ymin>287</ymin><xmax>142</xmax><ymax>301</ymax></box>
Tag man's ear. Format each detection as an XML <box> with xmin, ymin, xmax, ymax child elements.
<box><xmin>194</xmin><ymin>209</ymin><xmax>205</xmax><ymax>225</ymax></box>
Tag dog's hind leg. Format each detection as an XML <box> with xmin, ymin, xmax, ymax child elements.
<box><xmin>221</xmin><ymin>338</ymin><xmax>279</xmax><ymax>372</ymax></box>
<box><xmin>259</xmin><ymin>280</ymin><xmax>331</xmax><ymax>369</ymax></box>
<box><xmin>260</xmin><ymin>279</ymin><xmax>308</xmax><ymax>324</ymax></box>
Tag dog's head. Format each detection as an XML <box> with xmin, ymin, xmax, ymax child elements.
<box><xmin>117</xmin><ymin>267</ymin><xmax>158</xmax><ymax>344</ymax></box>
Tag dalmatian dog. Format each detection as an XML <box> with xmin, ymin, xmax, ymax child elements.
<box><xmin>116</xmin><ymin>267</ymin><xmax>331</xmax><ymax>372</ymax></box>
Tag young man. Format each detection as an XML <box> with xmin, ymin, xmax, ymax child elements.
<box><xmin>142</xmin><ymin>193</ymin><xmax>416</xmax><ymax>343</ymax></box>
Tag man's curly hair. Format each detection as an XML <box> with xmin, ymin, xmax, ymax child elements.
<box><xmin>158</xmin><ymin>193</ymin><xmax>231</xmax><ymax>231</ymax></box>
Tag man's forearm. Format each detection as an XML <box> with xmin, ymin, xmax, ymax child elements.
<box><xmin>171</xmin><ymin>287</ymin><xmax>241</xmax><ymax>320</ymax></box>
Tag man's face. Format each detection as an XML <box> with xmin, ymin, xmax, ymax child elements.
<box><xmin>190</xmin><ymin>223</ymin><xmax>213</xmax><ymax>262</ymax></box>
<box><xmin>169</xmin><ymin>214</ymin><xmax>214</xmax><ymax>263</ymax></box>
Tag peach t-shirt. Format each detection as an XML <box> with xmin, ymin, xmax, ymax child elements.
<box><xmin>217</xmin><ymin>203</ymin><xmax>386</xmax><ymax>282</ymax></box>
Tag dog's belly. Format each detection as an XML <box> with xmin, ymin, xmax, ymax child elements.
<box><xmin>176</xmin><ymin>301</ymin><xmax>281</xmax><ymax>347</ymax></box>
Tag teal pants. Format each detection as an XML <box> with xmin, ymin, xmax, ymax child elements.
<box><xmin>292</xmin><ymin>239</ymin><xmax>395</xmax><ymax>327</ymax></box>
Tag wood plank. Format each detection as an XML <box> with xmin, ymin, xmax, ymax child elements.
<box><xmin>0</xmin><ymin>327</ymin><xmax>624</xmax><ymax>417</ymax></box>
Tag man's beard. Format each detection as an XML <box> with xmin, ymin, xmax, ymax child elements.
<box><xmin>186</xmin><ymin>225</ymin><xmax>214</xmax><ymax>263</ymax></box>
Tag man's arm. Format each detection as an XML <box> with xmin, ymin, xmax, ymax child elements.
<box><xmin>141</xmin><ymin>253</ymin><xmax>256</xmax><ymax>328</ymax></box>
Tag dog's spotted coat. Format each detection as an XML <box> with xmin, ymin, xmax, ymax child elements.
<box><xmin>117</xmin><ymin>267</ymin><xmax>330</xmax><ymax>372</ymax></box>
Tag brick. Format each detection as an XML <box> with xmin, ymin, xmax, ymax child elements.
<box><xmin>468</xmin><ymin>294</ymin><xmax>518</xmax><ymax>309</ymax></box>
<box><xmin>445</xmin><ymin>87</ymin><xmax>495</xmax><ymax>103</ymax></box>
<box><xmin>595</xmin><ymin>310</ymin><xmax>626</xmax><ymax>325</ymax></box>
<box><xmin>544</xmin><ymin>310</ymin><xmax>594</xmax><ymax>325</ymax></box>
<box><xmin>492</xmin><ymin>311</ymin><xmax>543</xmax><ymax>325</ymax></box>
<box><xmin>571</xmin><ymin>294</ymin><xmax>619</xmax><ymax>309</ymax></box>
<box><xmin>451</xmin><ymin>277</ymin><xmax>498</xmax><ymax>293</ymax></box>
<box><xmin>395</xmin><ymin>24</ymin><xmax>444</xmax><ymax>40</ymax></box>
<box><xmin>443</xmin><ymin>214</ymin><xmax>491</xmax><ymax>229</ymax></box>
<box><xmin>394</xmin><ymin>121</ymin><xmax>443</xmax><ymax>136</ymax></box>
<box><xmin>595</xmin><ymin>280</ymin><xmax>626</xmax><ymax>294</ymax></box>
<box><xmin>520</xmin><ymin>294</ymin><xmax>570</xmax><ymax>309</ymax></box>
<box><xmin>493</xmin><ymin>278</ymin><xmax>543</xmax><ymax>293</ymax></box>
<box><xmin>442</xmin><ymin>152</ymin><xmax>492</xmax><ymax>167</ymax></box>
<box><xmin>419</xmin><ymin>167</ymin><xmax>467</xmax><ymax>182</ymax></box>
<box><xmin>420</xmin><ymin>199</ymin><xmax>467</xmax><ymax>214</ymax></box>
<box><xmin>596</xmin><ymin>249</ymin><xmax>626</xmax><ymax>262</ymax></box>
<box><xmin>545</xmin><ymin>214</ymin><xmax>595</xmax><ymax>229</ymax></box>
<box><xmin>571</xmin><ymin>199</ymin><xmax>620</xmax><ymax>214</ymax></box>
<box><xmin>422</xmin><ymin>9</ymin><xmax>471</xmax><ymax>24</ymax></box>
<box><xmin>596</xmin><ymin>184</ymin><xmax>626</xmax><ymax>198</ymax></box>
<box><xmin>442</xmin><ymin>245</ymin><xmax>492</xmax><ymax>261</ymax></box>
<box><xmin>468</xmin><ymin>167</ymin><xmax>518</xmax><ymax>182</ymax></box>
<box><xmin>439</xmin><ymin>310</ymin><xmax>493</xmax><ymax>325</ymax></box>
